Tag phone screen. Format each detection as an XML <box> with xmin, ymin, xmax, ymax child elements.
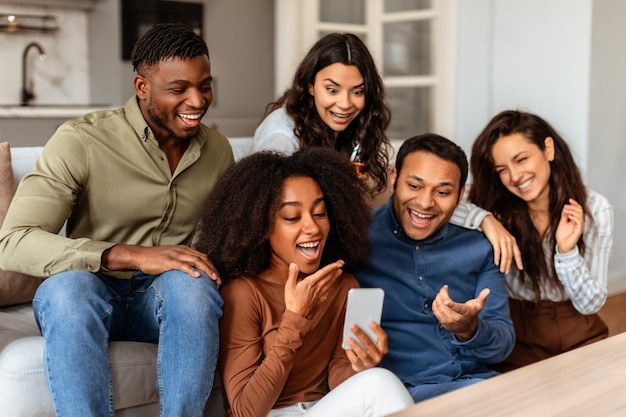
<box><xmin>342</xmin><ymin>288</ymin><xmax>385</xmax><ymax>350</ymax></box>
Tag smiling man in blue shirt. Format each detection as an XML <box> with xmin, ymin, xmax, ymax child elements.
<box><xmin>356</xmin><ymin>133</ymin><xmax>514</xmax><ymax>402</ymax></box>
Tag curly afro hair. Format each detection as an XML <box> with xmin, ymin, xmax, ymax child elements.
<box><xmin>192</xmin><ymin>147</ymin><xmax>372</xmax><ymax>283</ymax></box>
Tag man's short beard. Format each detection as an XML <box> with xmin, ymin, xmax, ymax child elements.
<box><xmin>147</xmin><ymin>107</ymin><xmax>193</xmax><ymax>142</ymax></box>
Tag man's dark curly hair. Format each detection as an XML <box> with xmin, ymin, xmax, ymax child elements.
<box><xmin>192</xmin><ymin>148</ymin><xmax>372</xmax><ymax>284</ymax></box>
<box><xmin>131</xmin><ymin>23</ymin><xmax>209</xmax><ymax>75</ymax></box>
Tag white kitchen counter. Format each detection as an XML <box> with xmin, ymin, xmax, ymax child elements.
<box><xmin>0</xmin><ymin>105</ymin><xmax>116</xmax><ymax>119</ymax></box>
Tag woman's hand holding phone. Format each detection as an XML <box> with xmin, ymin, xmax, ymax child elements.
<box><xmin>344</xmin><ymin>322</ymin><xmax>388</xmax><ymax>372</ymax></box>
<box><xmin>342</xmin><ymin>288</ymin><xmax>387</xmax><ymax>372</ymax></box>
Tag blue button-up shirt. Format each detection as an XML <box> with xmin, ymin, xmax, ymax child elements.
<box><xmin>356</xmin><ymin>199</ymin><xmax>514</xmax><ymax>387</ymax></box>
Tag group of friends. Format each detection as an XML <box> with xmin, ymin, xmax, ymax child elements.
<box><xmin>0</xmin><ymin>23</ymin><xmax>614</xmax><ymax>417</ymax></box>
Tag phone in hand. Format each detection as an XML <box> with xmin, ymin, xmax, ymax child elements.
<box><xmin>342</xmin><ymin>288</ymin><xmax>385</xmax><ymax>350</ymax></box>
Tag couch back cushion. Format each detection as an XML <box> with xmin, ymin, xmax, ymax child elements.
<box><xmin>0</xmin><ymin>142</ymin><xmax>42</xmax><ymax>306</ymax></box>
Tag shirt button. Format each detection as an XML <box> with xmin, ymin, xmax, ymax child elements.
<box><xmin>415</xmin><ymin>245</ymin><xmax>419</xmax><ymax>250</ymax></box>
<box><xmin>419</xmin><ymin>276</ymin><xmax>423</xmax><ymax>281</ymax></box>
<box><xmin>424</xmin><ymin>303</ymin><xmax>429</xmax><ymax>309</ymax></box>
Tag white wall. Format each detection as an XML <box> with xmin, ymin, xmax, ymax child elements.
<box><xmin>453</xmin><ymin>0</ymin><xmax>493</xmax><ymax>153</ymax></box>
<box><xmin>491</xmin><ymin>0</ymin><xmax>592</xmax><ymax>174</ymax></box>
<box><xmin>0</xmin><ymin>3</ymin><xmax>91</xmax><ymax>105</ymax></box>
<box><xmin>87</xmin><ymin>0</ymin><xmax>125</xmax><ymax>106</ymax></box>
<box><xmin>588</xmin><ymin>0</ymin><xmax>626</xmax><ymax>293</ymax></box>
<box><xmin>455</xmin><ymin>0</ymin><xmax>626</xmax><ymax>294</ymax></box>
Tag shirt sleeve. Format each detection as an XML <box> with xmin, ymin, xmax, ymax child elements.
<box><xmin>555</xmin><ymin>196</ymin><xmax>613</xmax><ymax>314</ymax></box>
<box><xmin>0</xmin><ymin>127</ymin><xmax>114</xmax><ymax>277</ymax></box>
<box><xmin>450</xmin><ymin>200</ymin><xmax>491</xmax><ymax>230</ymax></box>
<box><xmin>219</xmin><ymin>280</ymin><xmax>313</xmax><ymax>417</ymax></box>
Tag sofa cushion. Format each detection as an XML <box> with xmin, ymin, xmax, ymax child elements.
<box><xmin>0</xmin><ymin>303</ymin><xmax>225</xmax><ymax>416</ymax></box>
<box><xmin>0</xmin><ymin>143</ymin><xmax>42</xmax><ymax>307</ymax></box>
<box><xmin>0</xmin><ymin>303</ymin><xmax>160</xmax><ymax>415</ymax></box>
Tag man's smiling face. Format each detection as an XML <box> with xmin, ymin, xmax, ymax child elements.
<box><xmin>392</xmin><ymin>150</ymin><xmax>464</xmax><ymax>241</ymax></box>
<box><xmin>135</xmin><ymin>55</ymin><xmax>213</xmax><ymax>143</ymax></box>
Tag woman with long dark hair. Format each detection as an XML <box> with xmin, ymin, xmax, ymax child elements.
<box><xmin>469</xmin><ymin>110</ymin><xmax>613</xmax><ymax>371</ymax></box>
<box><xmin>252</xmin><ymin>33</ymin><xmax>391</xmax><ymax>196</ymax></box>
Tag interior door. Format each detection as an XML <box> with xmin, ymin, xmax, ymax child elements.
<box><xmin>286</xmin><ymin>0</ymin><xmax>456</xmax><ymax>145</ymax></box>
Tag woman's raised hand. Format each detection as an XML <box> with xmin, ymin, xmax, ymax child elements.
<box><xmin>556</xmin><ymin>198</ymin><xmax>585</xmax><ymax>254</ymax></box>
<box><xmin>284</xmin><ymin>261</ymin><xmax>344</xmax><ymax>318</ymax></box>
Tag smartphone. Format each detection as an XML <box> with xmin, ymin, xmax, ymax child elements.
<box><xmin>342</xmin><ymin>288</ymin><xmax>385</xmax><ymax>350</ymax></box>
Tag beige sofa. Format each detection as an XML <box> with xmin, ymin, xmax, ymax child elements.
<box><xmin>0</xmin><ymin>139</ymin><xmax>253</xmax><ymax>417</ymax></box>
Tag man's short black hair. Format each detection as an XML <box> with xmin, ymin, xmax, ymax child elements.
<box><xmin>131</xmin><ymin>23</ymin><xmax>209</xmax><ymax>74</ymax></box>
<box><xmin>395</xmin><ymin>133</ymin><xmax>469</xmax><ymax>192</ymax></box>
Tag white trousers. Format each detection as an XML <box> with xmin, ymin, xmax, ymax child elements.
<box><xmin>267</xmin><ymin>368</ymin><xmax>413</xmax><ymax>417</ymax></box>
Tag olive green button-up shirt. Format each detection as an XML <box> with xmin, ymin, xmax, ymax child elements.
<box><xmin>0</xmin><ymin>96</ymin><xmax>234</xmax><ymax>278</ymax></box>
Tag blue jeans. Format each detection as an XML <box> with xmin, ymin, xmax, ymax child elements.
<box><xmin>32</xmin><ymin>269</ymin><xmax>223</xmax><ymax>417</ymax></box>
<box><xmin>406</xmin><ymin>378</ymin><xmax>484</xmax><ymax>402</ymax></box>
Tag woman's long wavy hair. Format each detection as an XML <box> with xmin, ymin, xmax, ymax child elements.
<box><xmin>266</xmin><ymin>33</ymin><xmax>391</xmax><ymax>196</ymax></box>
<box><xmin>192</xmin><ymin>148</ymin><xmax>372</xmax><ymax>284</ymax></box>
<box><xmin>469</xmin><ymin>110</ymin><xmax>587</xmax><ymax>296</ymax></box>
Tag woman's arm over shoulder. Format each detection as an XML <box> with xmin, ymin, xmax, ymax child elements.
<box><xmin>219</xmin><ymin>278</ymin><xmax>313</xmax><ymax>417</ymax></box>
<box><xmin>556</xmin><ymin>189</ymin><xmax>613</xmax><ymax>314</ymax></box>
<box><xmin>450</xmin><ymin>199</ymin><xmax>491</xmax><ymax>230</ymax></box>
<box><xmin>452</xmin><ymin>194</ymin><xmax>523</xmax><ymax>273</ymax></box>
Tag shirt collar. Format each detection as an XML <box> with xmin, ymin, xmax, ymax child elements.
<box><xmin>124</xmin><ymin>96</ymin><xmax>150</xmax><ymax>141</ymax></box>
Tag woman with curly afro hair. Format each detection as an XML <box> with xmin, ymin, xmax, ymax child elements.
<box><xmin>192</xmin><ymin>147</ymin><xmax>413</xmax><ymax>417</ymax></box>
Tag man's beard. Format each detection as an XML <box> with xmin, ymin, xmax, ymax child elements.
<box><xmin>147</xmin><ymin>106</ymin><xmax>196</xmax><ymax>142</ymax></box>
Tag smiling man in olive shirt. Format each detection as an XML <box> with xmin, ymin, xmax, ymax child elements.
<box><xmin>0</xmin><ymin>24</ymin><xmax>232</xmax><ymax>417</ymax></box>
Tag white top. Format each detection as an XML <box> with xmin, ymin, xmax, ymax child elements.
<box><xmin>506</xmin><ymin>188</ymin><xmax>613</xmax><ymax>314</ymax></box>
<box><xmin>252</xmin><ymin>108</ymin><xmax>299</xmax><ymax>155</ymax></box>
